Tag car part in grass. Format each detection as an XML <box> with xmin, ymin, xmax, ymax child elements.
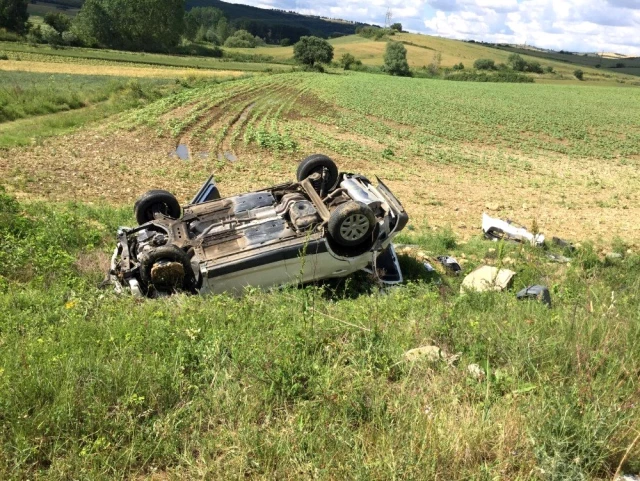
<box><xmin>139</xmin><ymin>245</ymin><xmax>196</xmax><ymax>295</ymax></box>
<box><xmin>328</xmin><ymin>201</ymin><xmax>376</xmax><ymax>247</ymax></box>
<box><xmin>296</xmin><ymin>154</ymin><xmax>339</xmax><ymax>196</ymax></box>
<box><xmin>482</xmin><ymin>213</ymin><xmax>545</xmax><ymax>246</ymax></box>
<box><xmin>437</xmin><ymin>256</ymin><xmax>462</xmax><ymax>274</ymax></box>
<box><xmin>134</xmin><ymin>190</ymin><xmax>182</xmax><ymax>225</ymax></box>
<box><xmin>516</xmin><ymin>285</ymin><xmax>552</xmax><ymax>307</ymax></box>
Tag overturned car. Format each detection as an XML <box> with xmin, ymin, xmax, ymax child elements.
<box><xmin>109</xmin><ymin>155</ymin><xmax>408</xmax><ymax>297</ymax></box>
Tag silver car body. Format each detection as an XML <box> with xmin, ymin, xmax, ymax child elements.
<box><xmin>110</xmin><ymin>171</ymin><xmax>408</xmax><ymax>296</ymax></box>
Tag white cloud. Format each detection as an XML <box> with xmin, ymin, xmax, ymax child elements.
<box><xmin>423</xmin><ymin>0</ymin><xmax>640</xmax><ymax>54</ymax></box>
<box><xmin>225</xmin><ymin>0</ymin><xmax>640</xmax><ymax>55</ymax></box>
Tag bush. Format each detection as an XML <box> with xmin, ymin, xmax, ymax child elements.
<box><xmin>0</xmin><ymin>52</ymin><xmax>8</xmax><ymax>60</ymax></box>
<box><xmin>61</xmin><ymin>30</ymin><xmax>80</xmax><ymax>46</ymax></box>
<box><xmin>544</xmin><ymin>65</ymin><xmax>555</xmax><ymax>74</ymax></box>
<box><xmin>340</xmin><ymin>52</ymin><xmax>361</xmax><ymax>70</ymax></box>
<box><xmin>293</xmin><ymin>36</ymin><xmax>333</xmax><ymax>69</ymax></box>
<box><xmin>615</xmin><ymin>62</ymin><xmax>626</xmax><ymax>68</ymax></box>
<box><xmin>383</xmin><ymin>41</ymin><xmax>410</xmax><ymax>77</ymax></box>
<box><xmin>40</xmin><ymin>23</ymin><xmax>62</xmax><ymax>46</ymax></box>
<box><xmin>574</xmin><ymin>69</ymin><xmax>584</xmax><ymax>80</ymax></box>
<box><xmin>224</xmin><ymin>29</ymin><xmax>260</xmax><ymax>48</ymax></box>
<box><xmin>507</xmin><ymin>53</ymin><xmax>527</xmax><ymax>71</ymax></box>
<box><xmin>0</xmin><ymin>27</ymin><xmax>20</xmax><ymax>42</ymax></box>
<box><xmin>525</xmin><ymin>60</ymin><xmax>543</xmax><ymax>73</ymax></box>
<box><xmin>357</xmin><ymin>26</ymin><xmax>393</xmax><ymax>41</ymax></box>
<box><xmin>444</xmin><ymin>71</ymin><xmax>534</xmax><ymax>83</ymax></box>
<box><xmin>280</xmin><ymin>38</ymin><xmax>290</xmax><ymax>47</ymax></box>
<box><xmin>452</xmin><ymin>62</ymin><xmax>464</xmax><ymax>70</ymax></box>
<box><xmin>473</xmin><ymin>58</ymin><xmax>496</xmax><ymax>70</ymax></box>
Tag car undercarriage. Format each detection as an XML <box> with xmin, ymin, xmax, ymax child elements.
<box><xmin>109</xmin><ymin>155</ymin><xmax>408</xmax><ymax>297</ymax></box>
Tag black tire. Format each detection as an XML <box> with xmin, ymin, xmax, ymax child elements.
<box><xmin>328</xmin><ymin>201</ymin><xmax>376</xmax><ymax>247</ymax></box>
<box><xmin>134</xmin><ymin>190</ymin><xmax>181</xmax><ymax>225</ymax></box>
<box><xmin>139</xmin><ymin>245</ymin><xmax>196</xmax><ymax>293</ymax></box>
<box><xmin>296</xmin><ymin>154</ymin><xmax>339</xmax><ymax>195</ymax></box>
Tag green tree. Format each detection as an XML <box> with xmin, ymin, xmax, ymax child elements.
<box><xmin>383</xmin><ymin>41</ymin><xmax>410</xmax><ymax>76</ymax></box>
<box><xmin>44</xmin><ymin>12</ymin><xmax>72</xmax><ymax>33</ymax></box>
<box><xmin>184</xmin><ymin>7</ymin><xmax>223</xmax><ymax>41</ymax></box>
<box><xmin>216</xmin><ymin>17</ymin><xmax>230</xmax><ymax>43</ymax></box>
<box><xmin>293</xmin><ymin>36</ymin><xmax>334</xmax><ymax>70</ymax></box>
<box><xmin>0</xmin><ymin>0</ymin><xmax>29</xmax><ymax>34</ymax></box>
<box><xmin>75</xmin><ymin>0</ymin><xmax>185</xmax><ymax>52</ymax></box>
<box><xmin>390</xmin><ymin>22</ymin><xmax>402</xmax><ymax>32</ymax></box>
<box><xmin>574</xmin><ymin>69</ymin><xmax>584</xmax><ymax>80</ymax></box>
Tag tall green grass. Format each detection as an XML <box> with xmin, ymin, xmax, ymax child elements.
<box><xmin>0</xmin><ymin>71</ymin><xmax>170</xmax><ymax>123</ymax></box>
<box><xmin>0</xmin><ymin>189</ymin><xmax>638</xmax><ymax>479</ymax></box>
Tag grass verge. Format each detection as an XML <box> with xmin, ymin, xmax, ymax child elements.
<box><xmin>0</xmin><ymin>189</ymin><xmax>638</xmax><ymax>479</ymax></box>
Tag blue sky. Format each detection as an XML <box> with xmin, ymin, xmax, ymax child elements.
<box><xmin>227</xmin><ymin>0</ymin><xmax>640</xmax><ymax>55</ymax></box>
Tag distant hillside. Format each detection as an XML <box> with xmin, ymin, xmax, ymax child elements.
<box><xmin>185</xmin><ymin>0</ymin><xmax>368</xmax><ymax>39</ymax></box>
<box><xmin>468</xmin><ymin>42</ymin><xmax>640</xmax><ymax>75</ymax></box>
<box><xmin>35</xmin><ymin>0</ymin><xmax>369</xmax><ymax>39</ymax></box>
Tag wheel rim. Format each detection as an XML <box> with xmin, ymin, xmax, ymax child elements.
<box><xmin>340</xmin><ymin>214</ymin><xmax>370</xmax><ymax>241</ymax></box>
<box><xmin>145</xmin><ymin>202</ymin><xmax>168</xmax><ymax>221</ymax></box>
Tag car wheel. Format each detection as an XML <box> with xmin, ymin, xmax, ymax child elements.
<box><xmin>134</xmin><ymin>190</ymin><xmax>181</xmax><ymax>225</ymax></box>
<box><xmin>296</xmin><ymin>154</ymin><xmax>339</xmax><ymax>195</ymax></box>
<box><xmin>139</xmin><ymin>245</ymin><xmax>196</xmax><ymax>293</ymax></box>
<box><xmin>328</xmin><ymin>201</ymin><xmax>375</xmax><ymax>247</ymax></box>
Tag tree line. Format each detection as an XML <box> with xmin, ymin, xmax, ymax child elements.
<box><xmin>0</xmin><ymin>0</ymin><xmax>314</xmax><ymax>52</ymax></box>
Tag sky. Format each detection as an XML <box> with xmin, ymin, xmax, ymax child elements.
<box><xmin>226</xmin><ymin>0</ymin><xmax>640</xmax><ymax>55</ymax></box>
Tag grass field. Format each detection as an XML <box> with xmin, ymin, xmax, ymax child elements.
<box><xmin>225</xmin><ymin>33</ymin><xmax>640</xmax><ymax>84</ymax></box>
<box><xmin>0</xmin><ymin>71</ymin><xmax>174</xmax><ymax>123</ymax></box>
<box><xmin>1</xmin><ymin>38</ymin><xmax>640</xmax><ymax>480</ymax></box>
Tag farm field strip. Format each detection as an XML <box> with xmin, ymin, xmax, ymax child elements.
<box><xmin>0</xmin><ymin>42</ymin><xmax>293</xmax><ymax>72</ymax></box>
<box><xmin>0</xmin><ymin>58</ymin><xmax>248</xmax><ymax>79</ymax></box>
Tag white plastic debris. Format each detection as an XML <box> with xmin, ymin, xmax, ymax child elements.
<box><xmin>482</xmin><ymin>213</ymin><xmax>544</xmax><ymax>246</ymax></box>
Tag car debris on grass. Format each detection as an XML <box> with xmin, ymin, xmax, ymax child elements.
<box><xmin>516</xmin><ymin>285</ymin><xmax>552</xmax><ymax>308</ymax></box>
<box><xmin>482</xmin><ymin>213</ymin><xmax>544</xmax><ymax>246</ymax></box>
